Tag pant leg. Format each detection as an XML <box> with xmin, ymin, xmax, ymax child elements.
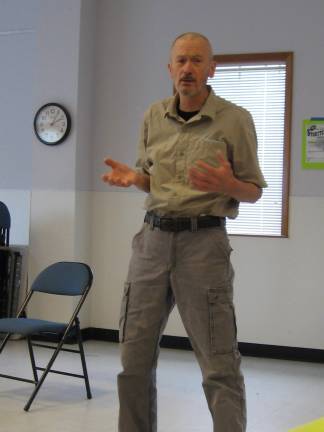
<box><xmin>118</xmin><ymin>224</ymin><xmax>175</xmax><ymax>432</ymax></box>
<box><xmin>171</xmin><ymin>227</ymin><xmax>246</xmax><ymax>432</ymax></box>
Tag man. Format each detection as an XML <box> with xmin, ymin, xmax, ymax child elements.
<box><xmin>102</xmin><ymin>32</ymin><xmax>266</xmax><ymax>432</ymax></box>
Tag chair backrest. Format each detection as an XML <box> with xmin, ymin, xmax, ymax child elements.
<box><xmin>31</xmin><ymin>262</ymin><xmax>93</xmax><ymax>296</ymax></box>
<box><xmin>0</xmin><ymin>201</ymin><xmax>11</xmax><ymax>246</ymax></box>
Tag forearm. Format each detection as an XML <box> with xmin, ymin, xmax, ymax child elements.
<box><xmin>226</xmin><ymin>177</ymin><xmax>262</xmax><ymax>203</ymax></box>
<box><xmin>134</xmin><ymin>172</ymin><xmax>150</xmax><ymax>193</ymax></box>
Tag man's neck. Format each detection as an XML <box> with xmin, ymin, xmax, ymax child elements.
<box><xmin>178</xmin><ymin>87</ymin><xmax>209</xmax><ymax>112</ymax></box>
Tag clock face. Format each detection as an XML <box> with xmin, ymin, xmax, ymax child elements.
<box><xmin>34</xmin><ymin>103</ymin><xmax>71</xmax><ymax>145</ymax></box>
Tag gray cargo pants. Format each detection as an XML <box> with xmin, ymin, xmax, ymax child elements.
<box><xmin>117</xmin><ymin>222</ymin><xmax>246</xmax><ymax>432</ymax></box>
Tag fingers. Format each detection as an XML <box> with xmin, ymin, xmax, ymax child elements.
<box><xmin>102</xmin><ymin>157</ymin><xmax>125</xmax><ymax>185</ymax></box>
<box><xmin>216</xmin><ymin>150</ymin><xmax>226</xmax><ymax>165</ymax></box>
<box><xmin>189</xmin><ymin>153</ymin><xmax>230</xmax><ymax>193</ymax></box>
<box><xmin>194</xmin><ymin>160</ymin><xmax>216</xmax><ymax>174</ymax></box>
<box><xmin>189</xmin><ymin>166</ymin><xmax>214</xmax><ymax>191</ymax></box>
<box><xmin>192</xmin><ymin>152</ymin><xmax>228</xmax><ymax>172</ymax></box>
<box><xmin>104</xmin><ymin>158</ymin><xmax>131</xmax><ymax>174</ymax></box>
<box><xmin>104</xmin><ymin>158</ymin><xmax>118</xmax><ymax>168</ymax></box>
<box><xmin>101</xmin><ymin>173</ymin><xmax>113</xmax><ymax>184</ymax></box>
<box><xmin>102</xmin><ymin>157</ymin><xmax>135</xmax><ymax>188</ymax></box>
<box><xmin>101</xmin><ymin>173</ymin><xmax>114</xmax><ymax>183</ymax></box>
<box><xmin>189</xmin><ymin>172</ymin><xmax>214</xmax><ymax>192</ymax></box>
<box><xmin>101</xmin><ymin>173</ymin><xmax>132</xmax><ymax>187</ymax></box>
<box><xmin>189</xmin><ymin>165</ymin><xmax>210</xmax><ymax>182</ymax></box>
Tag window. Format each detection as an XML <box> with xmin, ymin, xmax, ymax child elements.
<box><xmin>208</xmin><ymin>52</ymin><xmax>293</xmax><ymax>237</ymax></box>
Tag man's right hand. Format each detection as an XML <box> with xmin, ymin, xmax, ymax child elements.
<box><xmin>102</xmin><ymin>158</ymin><xmax>137</xmax><ymax>187</ymax></box>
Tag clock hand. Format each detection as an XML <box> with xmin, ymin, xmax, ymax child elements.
<box><xmin>49</xmin><ymin>111</ymin><xmax>60</xmax><ymax>126</ymax></box>
<box><xmin>51</xmin><ymin>117</ymin><xmax>64</xmax><ymax>125</ymax></box>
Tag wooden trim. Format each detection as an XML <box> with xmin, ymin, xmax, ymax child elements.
<box><xmin>213</xmin><ymin>52</ymin><xmax>293</xmax><ymax>64</ymax></box>
<box><xmin>281</xmin><ymin>52</ymin><xmax>293</xmax><ymax>237</ymax></box>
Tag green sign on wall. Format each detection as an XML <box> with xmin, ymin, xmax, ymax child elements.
<box><xmin>302</xmin><ymin>119</ymin><xmax>324</xmax><ymax>169</ymax></box>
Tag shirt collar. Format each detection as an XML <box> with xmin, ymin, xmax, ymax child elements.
<box><xmin>164</xmin><ymin>85</ymin><xmax>221</xmax><ymax>121</ymax></box>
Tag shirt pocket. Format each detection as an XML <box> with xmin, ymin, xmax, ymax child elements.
<box><xmin>186</xmin><ymin>138</ymin><xmax>228</xmax><ymax>180</ymax></box>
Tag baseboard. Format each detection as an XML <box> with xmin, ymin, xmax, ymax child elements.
<box><xmin>82</xmin><ymin>327</ymin><xmax>119</xmax><ymax>343</ymax></box>
<box><xmin>82</xmin><ymin>327</ymin><xmax>324</xmax><ymax>364</ymax></box>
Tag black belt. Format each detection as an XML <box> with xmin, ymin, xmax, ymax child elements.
<box><xmin>144</xmin><ymin>211</ymin><xmax>225</xmax><ymax>232</ymax></box>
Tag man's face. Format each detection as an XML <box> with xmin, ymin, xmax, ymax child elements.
<box><xmin>168</xmin><ymin>37</ymin><xmax>216</xmax><ymax>99</ymax></box>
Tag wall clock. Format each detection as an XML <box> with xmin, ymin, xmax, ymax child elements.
<box><xmin>34</xmin><ymin>102</ymin><xmax>71</xmax><ymax>145</ymax></box>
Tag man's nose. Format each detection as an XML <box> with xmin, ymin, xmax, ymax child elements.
<box><xmin>183</xmin><ymin>60</ymin><xmax>194</xmax><ymax>73</ymax></box>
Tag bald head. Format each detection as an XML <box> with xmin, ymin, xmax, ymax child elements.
<box><xmin>170</xmin><ymin>32</ymin><xmax>214</xmax><ymax>60</ymax></box>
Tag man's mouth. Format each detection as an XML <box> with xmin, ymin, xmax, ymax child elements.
<box><xmin>180</xmin><ymin>77</ymin><xmax>195</xmax><ymax>83</ymax></box>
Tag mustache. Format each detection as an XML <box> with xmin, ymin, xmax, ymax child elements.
<box><xmin>180</xmin><ymin>74</ymin><xmax>195</xmax><ymax>82</ymax></box>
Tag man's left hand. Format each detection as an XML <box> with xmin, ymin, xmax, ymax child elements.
<box><xmin>188</xmin><ymin>152</ymin><xmax>235</xmax><ymax>195</ymax></box>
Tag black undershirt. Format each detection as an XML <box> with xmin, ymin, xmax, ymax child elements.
<box><xmin>177</xmin><ymin>106</ymin><xmax>199</xmax><ymax>122</ymax></box>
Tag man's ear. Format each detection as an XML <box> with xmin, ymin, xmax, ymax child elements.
<box><xmin>208</xmin><ymin>60</ymin><xmax>216</xmax><ymax>78</ymax></box>
<box><xmin>168</xmin><ymin>62</ymin><xmax>173</xmax><ymax>78</ymax></box>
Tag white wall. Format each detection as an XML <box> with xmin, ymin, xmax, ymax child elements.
<box><xmin>0</xmin><ymin>0</ymin><xmax>37</xmax><ymax>246</ymax></box>
<box><xmin>28</xmin><ymin>0</ymin><xmax>97</xmax><ymax>327</ymax></box>
<box><xmin>233</xmin><ymin>196</ymin><xmax>324</xmax><ymax>349</ymax></box>
<box><xmin>0</xmin><ymin>0</ymin><xmax>96</xmax><ymax>325</ymax></box>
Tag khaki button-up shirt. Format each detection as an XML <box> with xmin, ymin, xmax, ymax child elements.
<box><xmin>136</xmin><ymin>88</ymin><xmax>267</xmax><ymax>218</ymax></box>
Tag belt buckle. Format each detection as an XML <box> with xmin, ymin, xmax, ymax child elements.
<box><xmin>159</xmin><ymin>217</ymin><xmax>170</xmax><ymax>231</ymax></box>
<box><xmin>170</xmin><ymin>218</ymin><xmax>178</xmax><ymax>232</ymax></box>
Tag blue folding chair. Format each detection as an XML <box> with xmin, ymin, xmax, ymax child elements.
<box><xmin>0</xmin><ymin>201</ymin><xmax>12</xmax><ymax>318</ymax></box>
<box><xmin>0</xmin><ymin>261</ymin><xmax>93</xmax><ymax>411</ymax></box>
<box><xmin>0</xmin><ymin>201</ymin><xmax>11</xmax><ymax>247</ymax></box>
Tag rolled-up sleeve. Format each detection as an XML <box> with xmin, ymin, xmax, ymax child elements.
<box><xmin>135</xmin><ymin>111</ymin><xmax>151</xmax><ymax>175</ymax></box>
<box><xmin>231</xmin><ymin>111</ymin><xmax>267</xmax><ymax>189</ymax></box>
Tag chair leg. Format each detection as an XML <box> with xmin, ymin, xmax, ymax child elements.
<box><xmin>24</xmin><ymin>338</ymin><xmax>66</xmax><ymax>411</ymax></box>
<box><xmin>0</xmin><ymin>333</ymin><xmax>11</xmax><ymax>354</ymax></box>
<box><xmin>75</xmin><ymin>318</ymin><xmax>92</xmax><ymax>399</ymax></box>
<box><xmin>27</xmin><ymin>337</ymin><xmax>38</xmax><ymax>385</ymax></box>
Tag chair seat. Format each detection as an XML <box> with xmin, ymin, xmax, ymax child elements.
<box><xmin>0</xmin><ymin>318</ymin><xmax>67</xmax><ymax>336</ymax></box>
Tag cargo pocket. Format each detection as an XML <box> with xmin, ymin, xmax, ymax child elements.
<box><xmin>208</xmin><ymin>289</ymin><xmax>237</xmax><ymax>355</ymax></box>
<box><xmin>119</xmin><ymin>282</ymin><xmax>131</xmax><ymax>343</ymax></box>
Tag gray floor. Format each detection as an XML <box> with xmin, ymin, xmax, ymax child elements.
<box><xmin>0</xmin><ymin>340</ymin><xmax>324</xmax><ymax>431</ymax></box>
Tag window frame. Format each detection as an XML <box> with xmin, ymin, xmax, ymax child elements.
<box><xmin>212</xmin><ymin>52</ymin><xmax>293</xmax><ymax>238</ymax></box>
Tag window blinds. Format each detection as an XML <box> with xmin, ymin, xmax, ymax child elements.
<box><xmin>208</xmin><ymin>63</ymin><xmax>287</xmax><ymax>236</ymax></box>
